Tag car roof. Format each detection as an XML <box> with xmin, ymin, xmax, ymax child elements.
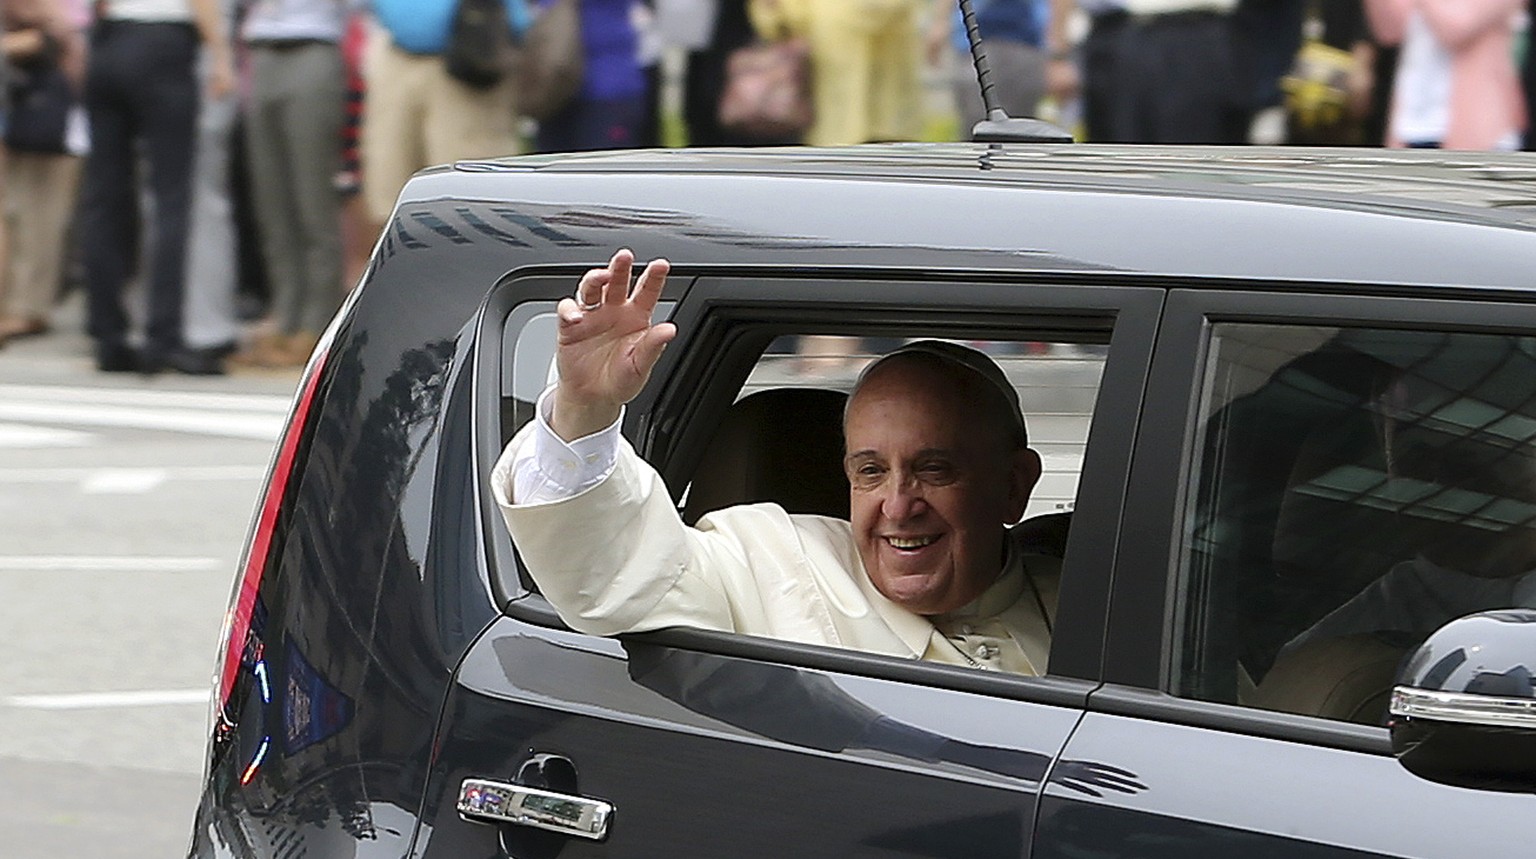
<box><xmin>395</xmin><ymin>144</ymin><xmax>1536</xmax><ymax>293</ymax></box>
<box><xmin>452</xmin><ymin>144</ymin><xmax>1536</xmax><ymax>226</ymax></box>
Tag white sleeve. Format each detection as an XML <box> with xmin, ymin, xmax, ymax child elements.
<box><xmin>510</xmin><ymin>387</ymin><xmax>623</xmax><ymax>505</ymax></box>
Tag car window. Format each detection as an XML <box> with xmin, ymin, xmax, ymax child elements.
<box><xmin>1173</xmin><ymin>323</ymin><xmax>1536</xmax><ymax>726</ymax></box>
<box><xmin>702</xmin><ymin>334</ymin><xmax>1105</xmax><ymax>522</ymax></box>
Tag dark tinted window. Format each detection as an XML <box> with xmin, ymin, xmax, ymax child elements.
<box><xmin>1175</xmin><ymin>324</ymin><xmax>1536</xmax><ymax>725</ymax></box>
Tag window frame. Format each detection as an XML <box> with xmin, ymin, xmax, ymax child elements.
<box><xmin>1101</xmin><ymin>285</ymin><xmax>1536</xmax><ymax>751</ymax></box>
<box><xmin>480</xmin><ymin>266</ymin><xmax>1164</xmax><ymax>694</ymax></box>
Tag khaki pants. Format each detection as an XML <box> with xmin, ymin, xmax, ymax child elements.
<box><xmin>2</xmin><ymin>152</ymin><xmax>81</xmax><ymax>321</ymax></box>
<box><xmin>361</xmin><ymin>28</ymin><xmax>520</xmax><ymax>225</ymax></box>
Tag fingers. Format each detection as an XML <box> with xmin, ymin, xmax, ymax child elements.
<box><xmin>603</xmin><ymin>248</ymin><xmax>634</xmax><ymax>307</ymax></box>
<box><xmin>629</xmin><ymin>322</ymin><xmax>677</xmax><ymax>379</ymax></box>
<box><xmin>632</xmin><ymin>258</ymin><xmax>671</xmax><ymax>312</ymax></box>
<box><xmin>575</xmin><ymin>265</ymin><xmax>611</xmax><ymax>311</ymax></box>
<box><xmin>571</xmin><ymin>251</ymin><xmax>670</xmax><ymax>318</ymax></box>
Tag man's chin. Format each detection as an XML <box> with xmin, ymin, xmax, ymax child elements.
<box><xmin>872</xmin><ymin>569</ymin><xmax>952</xmax><ymax>615</ymax></box>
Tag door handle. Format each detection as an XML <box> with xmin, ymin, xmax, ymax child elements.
<box><xmin>458</xmin><ymin>777</ymin><xmax>614</xmax><ymax>841</ymax></box>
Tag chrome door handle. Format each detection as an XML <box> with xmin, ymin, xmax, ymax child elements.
<box><xmin>458</xmin><ymin>777</ymin><xmax>613</xmax><ymax>840</ymax></box>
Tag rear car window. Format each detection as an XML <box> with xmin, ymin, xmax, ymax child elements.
<box><xmin>1173</xmin><ymin>324</ymin><xmax>1536</xmax><ymax>725</ymax></box>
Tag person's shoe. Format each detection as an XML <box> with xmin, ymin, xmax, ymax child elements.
<box><xmin>0</xmin><ymin>315</ymin><xmax>48</xmax><ymax>340</ymax></box>
<box><xmin>139</xmin><ymin>346</ymin><xmax>227</xmax><ymax>376</ymax></box>
<box><xmin>96</xmin><ymin>342</ymin><xmax>141</xmax><ymax>373</ymax></box>
<box><xmin>281</xmin><ymin>331</ymin><xmax>320</xmax><ymax>366</ymax></box>
<box><xmin>229</xmin><ymin>332</ymin><xmax>288</xmax><ymax>368</ymax></box>
<box><xmin>170</xmin><ymin>347</ymin><xmax>228</xmax><ymax>376</ymax></box>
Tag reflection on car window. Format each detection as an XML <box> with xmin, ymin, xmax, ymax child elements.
<box><xmin>1176</xmin><ymin>324</ymin><xmax>1536</xmax><ymax>726</ymax></box>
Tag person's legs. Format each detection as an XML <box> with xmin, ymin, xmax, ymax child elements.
<box><xmin>244</xmin><ymin>46</ymin><xmax>305</xmax><ymax>343</ymax></box>
<box><xmin>1</xmin><ymin>152</ymin><xmax>79</xmax><ymax>334</ymax></box>
<box><xmin>361</xmin><ymin>32</ymin><xmax>428</xmax><ymax>227</ymax></box>
<box><xmin>181</xmin><ymin>68</ymin><xmax>239</xmax><ymax>356</ymax></box>
<box><xmin>422</xmin><ymin>60</ymin><xmax>518</xmax><ymax>163</ymax></box>
<box><xmin>132</xmin><ymin>23</ymin><xmax>200</xmax><ymax>358</ymax></box>
<box><xmin>281</xmin><ymin>43</ymin><xmax>346</xmax><ymax>338</ymax></box>
<box><xmin>1143</xmin><ymin>15</ymin><xmax>1246</xmax><ymax>144</ymax></box>
<box><xmin>79</xmin><ymin>24</ymin><xmax>140</xmax><ymax>361</ymax></box>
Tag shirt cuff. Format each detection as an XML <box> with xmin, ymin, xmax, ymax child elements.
<box><xmin>513</xmin><ymin>386</ymin><xmax>622</xmax><ymax>504</ymax></box>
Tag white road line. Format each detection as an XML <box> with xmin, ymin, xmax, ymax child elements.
<box><xmin>81</xmin><ymin>468</ymin><xmax>168</xmax><ymax>494</ymax></box>
<box><xmin>0</xmin><ymin>465</ymin><xmax>266</xmax><ymax>483</ymax></box>
<box><xmin>0</xmin><ymin>384</ymin><xmax>291</xmax><ymax>413</ymax></box>
<box><xmin>0</xmin><ymin>556</ymin><xmax>223</xmax><ymax>572</ymax></box>
<box><xmin>0</xmin><ymin>401</ymin><xmax>283</xmax><ymax>441</ymax></box>
<box><xmin>3</xmin><ymin>689</ymin><xmax>209</xmax><ymax>710</ymax></box>
<box><xmin>0</xmin><ymin>423</ymin><xmax>95</xmax><ymax>448</ymax></box>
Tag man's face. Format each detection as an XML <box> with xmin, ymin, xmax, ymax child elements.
<box><xmin>843</xmin><ymin>359</ymin><xmax>1039</xmax><ymax>616</ymax></box>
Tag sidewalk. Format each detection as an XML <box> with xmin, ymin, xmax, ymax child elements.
<box><xmin>0</xmin><ymin>290</ymin><xmax>303</xmax><ymax>397</ymax></box>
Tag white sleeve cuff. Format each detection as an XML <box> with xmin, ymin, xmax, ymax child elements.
<box><xmin>511</xmin><ymin>387</ymin><xmax>623</xmax><ymax>505</ymax></box>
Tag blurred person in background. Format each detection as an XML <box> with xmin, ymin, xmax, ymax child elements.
<box><xmin>78</xmin><ymin>0</ymin><xmax>233</xmax><ymax>373</ymax></box>
<box><xmin>1365</xmin><ymin>0</ymin><xmax>1524</xmax><ymax>150</ymax></box>
<box><xmin>0</xmin><ymin>0</ymin><xmax>85</xmax><ymax>346</ymax></box>
<box><xmin>361</xmin><ymin>0</ymin><xmax>525</xmax><ymax>233</ymax></box>
<box><xmin>173</xmin><ymin>0</ymin><xmax>238</xmax><ymax>375</ymax></box>
<box><xmin>748</xmin><ymin>0</ymin><xmax>926</xmax><ymax>146</ymax></box>
<box><xmin>231</xmin><ymin>0</ymin><xmax>353</xmax><ymax>369</ymax></box>
<box><xmin>1046</xmin><ymin>0</ymin><xmax>1249</xmax><ymax>143</ymax></box>
<box><xmin>929</xmin><ymin>0</ymin><xmax>1047</xmax><ymax>136</ymax></box>
<box><xmin>533</xmin><ymin>0</ymin><xmax>651</xmax><ymax>152</ymax></box>
<box><xmin>1282</xmin><ymin>0</ymin><xmax>1382</xmax><ymax>146</ymax></box>
<box><xmin>677</xmin><ymin>0</ymin><xmax>765</xmax><ymax>146</ymax></box>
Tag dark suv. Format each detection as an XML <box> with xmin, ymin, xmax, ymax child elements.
<box><xmin>190</xmin><ymin>144</ymin><xmax>1536</xmax><ymax>858</ymax></box>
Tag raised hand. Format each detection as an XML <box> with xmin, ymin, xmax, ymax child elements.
<box><xmin>550</xmin><ymin>249</ymin><xmax>677</xmax><ymax>441</ymax></box>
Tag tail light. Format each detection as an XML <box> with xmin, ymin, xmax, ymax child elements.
<box><xmin>208</xmin><ymin>342</ymin><xmax>331</xmax><ymax>756</ymax></box>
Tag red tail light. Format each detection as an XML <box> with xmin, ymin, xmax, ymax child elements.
<box><xmin>214</xmin><ymin>347</ymin><xmax>330</xmax><ymax>719</ymax></box>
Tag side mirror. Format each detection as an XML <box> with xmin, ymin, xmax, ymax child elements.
<box><xmin>1390</xmin><ymin>609</ymin><xmax>1536</xmax><ymax>792</ymax></box>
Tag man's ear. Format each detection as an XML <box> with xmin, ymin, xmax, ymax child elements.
<box><xmin>1005</xmin><ymin>447</ymin><xmax>1043</xmax><ymax>523</ymax></box>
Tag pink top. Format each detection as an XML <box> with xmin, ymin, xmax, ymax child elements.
<box><xmin>1365</xmin><ymin>0</ymin><xmax>1526</xmax><ymax>150</ymax></box>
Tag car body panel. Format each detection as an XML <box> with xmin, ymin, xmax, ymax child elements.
<box><xmin>189</xmin><ymin>142</ymin><xmax>1536</xmax><ymax>858</ymax></box>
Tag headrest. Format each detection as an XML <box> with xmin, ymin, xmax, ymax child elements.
<box><xmin>1249</xmin><ymin>632</ymin><xmax>1405</xmax><ymax>725</ymax></box>
<box><xmin>683</xmin><ymin>388</ymin><xmax>850</xmax><ymax>524</ymax></box>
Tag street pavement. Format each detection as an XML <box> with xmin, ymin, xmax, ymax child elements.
<box><xmin>0</xmin><ymin>293</ymin><xmax>302</xmax><ymax>857</ymax></box>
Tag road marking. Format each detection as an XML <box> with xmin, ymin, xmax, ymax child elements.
<box><xmin>3</xmin><ymin>689</ymin><xmax>209</xmax><ymax>710</ymax></box>
<box><xmin>0</xmin><ymin>384</ymin><xmax>291</xmax><ymax>413</ymax></box>
<box><xmin>0</xmin><ymin>401</ymin><xmax>284</xmax><ymax>441</ymax></box>
<box><xmin>0</xmin><ymin>383</ymin><xmax>293</xmax><ymax>441</ymax></box>
<box><xmin>0</xmin><ymin>423</ymin><xmax>95</xmax><ymax>448</ymax></box>
<box><xmin>80</xmin><ymin>468</ymin><xmax>168</xmax><ymax>494</ymax></box>
<box><xmin>0</xmin><ymin>464</ymin><xmax>267</xmax><ymax>483</ymax></box>
<box><xmin>0</xmin><ymin>556</ymin><xmax>223</xmax><ymax>572</ymax></box>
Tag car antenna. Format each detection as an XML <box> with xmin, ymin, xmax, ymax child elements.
<box><xmin>958</xmin><ymin>0</ymin><xmax>1073</xmax><ymax>143</ymax></box>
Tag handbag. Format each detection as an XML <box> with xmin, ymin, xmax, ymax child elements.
<box><xmin>5</xmin><ymin>61</ymin><xmax>73</xmax><ymax>154</ymax></box>
<box><xmin>717</xmin><ymin>37</ymin><xmax>813</xmax><ymax>141</ymax></box>
<box><xmin>514</xmin><ymin>0</ymin><xmax>583</xmax><ymax>122</ymax></box>
<box><xmin>444</xmin><ymin>0</ymin><xmax>519</xmax><ymax>89</ymax></box>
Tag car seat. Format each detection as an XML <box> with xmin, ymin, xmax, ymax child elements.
<box><xmin>683</xmin><ymin>388</ymin><xmax>851</xmax><ymax>524</ymax></box>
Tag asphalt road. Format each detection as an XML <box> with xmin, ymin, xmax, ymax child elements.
<box><xmin>0</xmin><ymin>300</ymin><xmax>302</xmax><ymax>858</ymax></box>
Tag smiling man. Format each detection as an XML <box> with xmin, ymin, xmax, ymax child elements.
<box><xmin>493</xmin><ymin>250</ymin><xmax>1056</xmax><ymax>674</ymax></box>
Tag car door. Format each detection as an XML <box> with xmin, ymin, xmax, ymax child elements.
<box><xmin>411</xmin><ymin>270</ymin><xmax>1164</xmax><ymax>858</ymax></box>
<box><xmin>1039</xmin><ymin>288</ymin><xmax>1536</xmax><ymax>858</ymax></box>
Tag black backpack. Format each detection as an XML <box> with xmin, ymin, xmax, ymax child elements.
<box><xmin>444</xmin><ymin>0</ymin><xmax>517</xmax><ymax>90</ymax></box>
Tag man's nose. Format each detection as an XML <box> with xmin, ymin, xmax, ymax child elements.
<box><xmin>880</xmin><ymin>475</ymin><xmax>928</xmax><ymax>520</ymax></box>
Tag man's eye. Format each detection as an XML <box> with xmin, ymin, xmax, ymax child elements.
<box><xmin>849</xmin><ymin>463</ymin><xmax>885</xmax><ymax>487</ymax></box>
<box><xmin>917</xmin><ymin>462</ymin><xmax>956</xmax><ymax>484</ymax></box>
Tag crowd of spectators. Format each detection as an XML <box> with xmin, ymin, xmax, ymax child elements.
<box><xmin>0</xmin><ymin>0</ymin><xmax>1530</xmax><ymax>374</ymax></box>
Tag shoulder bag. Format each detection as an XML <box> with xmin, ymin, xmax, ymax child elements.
<box><xmin>514</xmin><ymin>0</ymin><xmax>584</xmax><ymax>122</ymax></box>
<box><xmin>717</xmin><ymin>36</ymin><xmax>813</xmax><ymax>141</ymax></box>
